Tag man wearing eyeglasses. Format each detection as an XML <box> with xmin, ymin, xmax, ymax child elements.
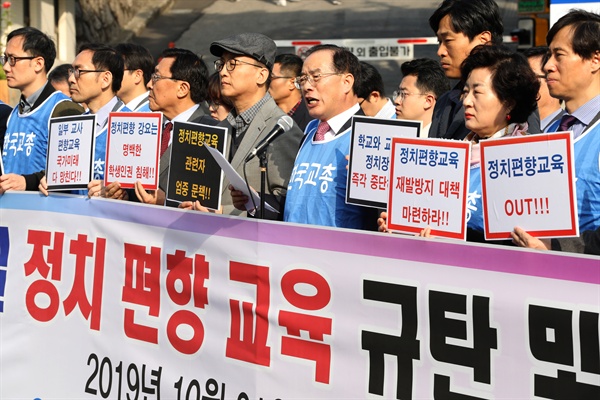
<box><xmin>133</xmin><ymin>47</ymin><xmax>214</xmax><ymax>205</ymax></box>
<box><xmin>269</xmin><ymin>54</ymin><xmax>311</xmax><ymax>131</ymax></box>
<box><xmin>393</xmin><ymin>58</ymin><xmax>449</xmax><ymax>138</ymax></box>
<box><xmin>209</xmin><ymin>32</ymin><xmax>303</xmax><ymax>219</ymax></box>
<box><xmin>0</xmin><ymin>27</ymin><xmax>83</xmax><ymax>194</ymax></box>
<box><xmin>283</xmin><ymin>44</ymin><xmax>376</xmax><ymax>230</ymax></box>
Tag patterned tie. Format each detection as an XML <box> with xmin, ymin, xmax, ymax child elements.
<box><xmin>558</xmin><ymin>114</ymin><xmax>578</xmax><ymax>132</ymax></box>
<box><xmin>314</xmin><ymin>121</ymin><xmax>330</xmax><ymax>141</ymax></box>
<box><xmin>160</xmin><ymin>121</ymin><xmax>173</xmax><ymax>157</ymax></box>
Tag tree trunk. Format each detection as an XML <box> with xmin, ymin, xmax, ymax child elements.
<box><xmin>76</xmin><ymin>0</ymin><xmax>136</xmax><ymax>45</ymax></box>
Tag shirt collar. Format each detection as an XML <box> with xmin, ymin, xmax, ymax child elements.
<box><xmin>95</xmin><ymin>96</ymin><xmax>121</xmax><ymax>133</ymax></box>
<box><xmin>326</xmin><ymin>103</ymin><xmax>361</xmax><ymax>134</ymax></box>
<box><xmin>170</xmin><ymin>104</ymin><xmax>200</xmax><ymax>124</ymax></box>
<box><xmin>19</xmin><ymin>82</ymin><xmax>46</xmax><ymax>113</ymax></box>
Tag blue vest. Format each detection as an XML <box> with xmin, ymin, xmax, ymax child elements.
<box><xmin>2</xmin><ymin>91</ymin><xmax>70</xmax><ymax>174</ymax></box>
<box><xmin>548</xmin><ymin>119</ymin><xmax>600</xmax><ymax>231</ymax></box>
<box><xmin>466</xmin><ymin>166</ymin><xmax>484</xmax><ymax>232</ymax></box>
<box><xmin>284</xmin><ymin>119</ymin><xmax>365</xmax><ymax>229</ymax></box>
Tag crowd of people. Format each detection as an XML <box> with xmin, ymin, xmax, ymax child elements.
<box><xmin>0</xmin><ymin>0</ymin><xmax>598</xmax><ymax>255</ymax></box>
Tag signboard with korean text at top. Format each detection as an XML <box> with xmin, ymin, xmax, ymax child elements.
<box><xmin>165</xmin><ymin>121</ymin><xmax>228</xmax><ymax>210</ymax></box>
<box><xmin>1</xmin><ymin>192</ymin><xmax>599</xmax><ymax>399</ymax></box>
<box><xmin>104</xmin><ymin>112</ymin><xmax>162</xmax><ymax>190</ymax></box>
<box><xmin>347</xmin><ymin>116</ymin><xmax>420</xmax><ymax>209</ymax></box>
<box><xmin>45</xmin><ymin>114</ymin><xmax>96</xmax><ymax>191</ymax></box>
<box><xmin>388</xmin><ymin>138</ymin><xmax>471</xmax><ymax>240</ymax></box>
<box><xmin>480</xmin><ymin>132</ymin><xmax>578</xmax><ymax>240</ymax></box>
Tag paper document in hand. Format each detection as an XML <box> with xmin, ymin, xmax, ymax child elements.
<box><xmin>205</xmin><ymin>145</ymin><xmax>278</xmax><ymax>213</ymax></box>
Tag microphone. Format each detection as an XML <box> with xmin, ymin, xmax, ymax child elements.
<box><xmin>245</xmin><ymin>115</ymin><xmax>294</xmax><ymax>162</ymax></box>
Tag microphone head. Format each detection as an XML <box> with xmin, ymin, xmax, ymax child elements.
<box><xmin>277</xmin><ymin>115</ymin><xmax>294</xmax><ymax>132</ymax></box>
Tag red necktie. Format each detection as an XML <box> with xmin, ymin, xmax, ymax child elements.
<box><xmin>160</xmin><ymin>121</ymin><xmax>173</xmax><ymax>157</ymax></box>
<box><xmin>314</xmin><ymin>121</ymin><xmax>330</xmax><ymax>141</ymax></box>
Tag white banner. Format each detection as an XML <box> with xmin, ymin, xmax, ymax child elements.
<box><xmin>0</xmin><ymin>193</ymin><xmax>598</xmax><ymax>399</ymax></box>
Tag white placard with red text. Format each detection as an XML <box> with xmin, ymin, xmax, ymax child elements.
<box><xmin>388</xmin><ymin>137</ymin><xmax>471</xmax><ymax>239</ymax></box>
<box><xmin>0</xmin><ymin>193</ymin><xmax>598</xmax><ymax>399</ymax></box>
<box><xmin>46</xmin><ymin>115</ymin><xmax>96</xmax><ymax>190</ymax></box>
<box><xmin>480</xmin><ymin>132</ymin><xmax>578</xmax><ymax>240</ymax></box>
<box><xmin>347</xmin><ymin>116</ymin><xmax>420</xmax><ymax>209</ymax></box>
<box><xmin>105</xmin><ymin>112</ymin><xmax>162</xmax><ymax>189</ymax></box>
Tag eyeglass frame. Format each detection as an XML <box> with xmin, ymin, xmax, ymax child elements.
<box><xmin>214</xmin><ymin>58</ymin><xmax>264</xmax><ymax>73</ymax></box>
<box><xmin>294</xmin><ymin>72</ymin><xmax>342</xmax><ymax>87</ymax></box>
<box><xmin>271</xmin><ymin>74</ymin><xmax>294</xmax><ymax>80</ymax></box>
<box><xmin>392</xmin><ymin>90</ymin><xmax>428</xmax><ymax>103</ymax></box>
<box><xmin>0</xmin><ymin>55</ymin><xmax>37</xmax><ymax>67</ymax></box>
<box><xmin>150</xmin><ymin>72</ymin><xmax>181</xmax><ymax>83</ymax></box>
<box><xmin>68</xmin><ymin>67</ymin><xmax>107</xmax><ymax>79</ymax></box>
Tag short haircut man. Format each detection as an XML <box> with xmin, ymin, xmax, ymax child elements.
<box><xmin>394</xmin><ymin>58</ymin><xmax>449</xmax><ymax>137</ymax></box>
<box><xmin>115</xmin><ymin>43</ymin><xmax>154</xmax><ymax>111</ymax></box>
<box><xmin>355</xmin><ymin>61</ymin><xmax>396</xmax><ymax>119</ymax></box>
<box><xmin>0</xmin><ymin>27</ymin><xmax>82</xmax><ymax>194</ymax></box>
<box><xmin>427</xmin><ymin>0</ymin><xmax>530</xmax><ymax>140</ymax></box>
<box><xmin>48</xmin><ymin>63</ymin><xmax>72</xmax><ymax>97</ymax></box>
<box><xmin>284</xmin><ymin>44</ymin><xmax>377</xmax><ymax>230</ymax></box>
<box><xmin>523</xmin><ymin>46</ymin><xmax>564</xmax><ymax>131</ymax></box>
<box><xmin>543</xmin><ymin>9</ymin><xmax>600</xmax><ymax>233</ymax></box>
<box><xmin>210</xmin><ymin>33</ymin><xmax>304</xmax><ymax>219</ymax></box>
<box><xmin>269</xmin><ymin>53</ymin><xmax>311</xmax><ymax>131</ymax></box>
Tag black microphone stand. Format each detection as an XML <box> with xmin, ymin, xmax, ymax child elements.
<box><xmin>258</xmin><ymin>150</ymin><xmax>268</xmax><ymax>220</ymax></box>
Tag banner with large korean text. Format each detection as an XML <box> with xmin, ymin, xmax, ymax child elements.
<box><xmin>480</xmin><ymin>132</ymin><xmax>578</xmax><ymax>240</ymax></box>
<box><xmin>0</xmin><ymin>192</ymin><xmax>599</xmax><ymax>399</ymax></box>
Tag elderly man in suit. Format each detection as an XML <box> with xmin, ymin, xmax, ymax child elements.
<box><xmin>205</xmin><ymin>33</ymin><xmax>303</xmax><ymax>219</ymax></box>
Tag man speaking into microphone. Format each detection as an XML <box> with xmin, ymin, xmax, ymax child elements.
<box><xmin>208</xmin><ymin>33</ymin><xmax>303</xmax><ymax>219</ymax></box>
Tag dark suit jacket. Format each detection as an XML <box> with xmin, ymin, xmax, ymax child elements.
<box><xmin>220</xmin><ymin>96</ymin><xmax>304</xmax><ymax>219</ymax></box>
<box><xmin>429</xmin><ymin>82</ymin><xmax>541</xmax><ymax>140</ymax></box>
<box><xmin>291</xmin><ymin>98</ymin><xmax>312</xmax><ymax>132</ymax></box>
<box><xmin>159</xmin><ymin>106</ymin><xmax>216</xmax><ymax>192</ymax></box>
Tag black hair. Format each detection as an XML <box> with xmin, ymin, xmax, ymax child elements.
<box><xmin>77</xmin><ymin>43</ymin><xmax>124</xmax><ymax>93</ymax></box>
<box><xmin>547</xmin><ymin>9</ymin><xmax>600</xmax><ymax>60</ymax></box>
<box><xmin>48</xmin><ymin>63</ymin><xmax>71</xmax><ymax>84</ymax></box>
<box><xmin>159</xmin><ymin>48</ymin><xmax>209</xmax><ymax>104</ymax></box>
<box><xmin>274</xmin><ymin>53</ymin><xmax>303</xmax><ymax>78</ymax></box>
<box><xmin>304</xmin><ymin>44</ymin><xmax>361</xmax><ymax>94</ymax></box>
<box><xmin>115</xmin><ymin>43</ymin><xmax>154</xmax><ymax>86</ymax></box>
<box><xmin>7</xmin><ymin>27</ymin><xmax>57</xmax><ymax>72</ymax></box>
<box><xmin>400</xmin><ymin>58</ymin><xmax>450</xmax><ymax>99</ymax></box>
<box><xmin>429</xmin><ymin>0</ymin><xmax>504</xmax><ymax>45</ymax></box>
<box><xmin>461</xmin><ymin>45</ymin><xmax>539</xmax><ymax>123</ymax></box>
<box><xmin>207</xmin><ymin>71</ymin><xmax>233</xmax><ymax>109</ymax></box>
<box><xmin>355</xmin><ymin>62</ymin><xmax>386</xmax><ymax>98</ymax></box>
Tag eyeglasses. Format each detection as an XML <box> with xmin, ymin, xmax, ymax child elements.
<box><xmin>294</xmin><ymin>72</ymin><xmax>341</xmax><ymax>87</ymax></box>
<box><xmin>0</xmin><ymin>55</ymin><xmax>37</xmax><ymax>66</ymax></box>
<box><xmin>271</xmin><ymin>74</ymin><xmax>293</xmax><ymax>80</ymax></box>
<box><xmin>392</xmin><ymin>90</ymin><xmax>427</xmax><ymax>102</ymax></box>
<box><xmin>214</xmin><ymin>58</ymin><xmax>263</xmax><ymax>72</ymax></box>
<box><xmin>68</xmin><ymin>68</ymin><xmax>107</xmax><ymax>79</ymax></box>
<box><xmin>150</xmin><ymin>72</ymin><xmax>179</xmax><ymax>83</ymax></box>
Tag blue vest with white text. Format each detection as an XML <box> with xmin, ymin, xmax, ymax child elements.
<box><xmin>284</xmin><ymin>119</ymin><xmax>365</xmax><ymax>228</ymax></box>
<box><xmin>2</xmin><ymin>91</ymin><xmax>70</xmax><ymax>174</ymax></box>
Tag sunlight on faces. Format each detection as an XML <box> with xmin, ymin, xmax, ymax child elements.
<box><xmin>462</xmin><ymin>67</ymin><xmax>510</xmax><ymax>139</ymax></box>
<box><xmin>268</xmin><ymin>63</ymin><xmax>293</xmax><ymax>103</ymax></box>
<box><xmin>394</xmin><ymin>75</ymin><xmax>428</xmax><ymax>121</ymax></box>
<box><xmin>68</xmin><ymin>50</ymin><xmax>105</xmax><ymax>105</ymax></box>
<box><xmin>3</xmin><ymin>35</ymin><xmax>40</xmax><ymax>91</ymax></box>
<box><xmin>544</xmin><ymin>27</ymin><xmax>600</xmax><ymax>109</ymax></box>
<box><xmin>147</xmin><ymin>57</ymin><xmax>178</xmax><ymax>115</ymax></box>
<box><xmin>218</xmin><ymin>52</ymin><xmax>268</xmax><ymax>101</ymax></box>
<box><xmin>301</xmin><ymin>49</ymin><xmax>351</xmax><ymax>121</ymax></box>
<box><xmin>436</xmin><ymin>15</ymin><xmax>488</xmax><ymax>79</ymax></box>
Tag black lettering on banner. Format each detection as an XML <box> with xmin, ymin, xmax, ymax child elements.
<box><xmin>361</xmin><ymin>280</ymin><xmax>420</xmax><ymax>399</ymax></box>
<box><xmin>534</xmin><ymin>370</ymin><xmax>600</xmax><ymax>399</ymax></box>
<box><xmin>529</xmin><ymin>305</ymin><xmax>600</xmax><ymax>397</ymax></box>
<box><xmin>429</xmin><ymin>291</ymin><xmax>497</xmax><ymax>385</ymax></box>
<box><xmin>433</xmin><ymin>374</ymin><xmax>486</xmax><ymax>400</ymax></box>
<box><xmin>529</xmin><ymin>305</ymin><xmax>574</xmax><ymax>366</ymax></box>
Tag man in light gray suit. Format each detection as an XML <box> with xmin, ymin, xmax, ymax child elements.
<box><xmin>205</xmin><ymin>33</ymin><xmax>304</xmax><ymax>219</ymax></box>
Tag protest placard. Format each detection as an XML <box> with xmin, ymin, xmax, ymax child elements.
<box><xmin>480</xmin><ymin>132</ymin><xmax>578</xmax><ymax>240</ymax></box>
<box><xmin>104</xmin><ymin>112</ymin><xmax>162</xmax><ymax>189</ymax></box>
<box><xmin>165</xmin><ymin>121</ymin><xmax>228</xmax><ymax>210</ymax></box>
<box><xmin>45</xmin><ymin>114</ymin><xmax>96</xmax><ymax>191</ymax></box>
<box><xmin>388</xmin><ymin>137</ymin><xmax>471</xmax><ymax>239</ymax></box>
<box><xmin>347</xmin><ymin>116</ymin><xmax>420</xmax><ymax>208</ymax></box>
